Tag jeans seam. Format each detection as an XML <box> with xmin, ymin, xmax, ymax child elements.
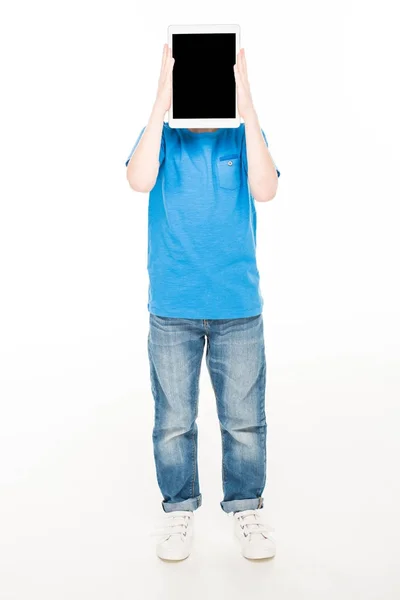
<box><xmin>220</xmin><ymin>423</ymin><xmax>226</xmax><ymax>490</ymax></box>
<box><xmin>259</xmin><ymin>329</ymin><xmax>267</xmax><ymax>496</ymax></box>
<box><xmin>192</xmin><ymin>363</ymin><xmax>201</xmax><ymax>498</ymax></box>
<box><xmin>191</xmin><ymin>411</ymin><xmax>196</xmax><ymax>498</ymax></box>
<box><xmin>209</xmin><ymin>371</ymin><xmax>226</xmax><ymax>490</ymax></box>
<box><xmin>206</xmin><ymin>336</ymin><xmax>226</xmax><ymax>492</ymax></box>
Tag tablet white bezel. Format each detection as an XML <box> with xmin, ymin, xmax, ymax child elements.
<box><xmin>168</xmin><ymin>24</ymin><xmax>241</xmax><ymax>129</ymax></box>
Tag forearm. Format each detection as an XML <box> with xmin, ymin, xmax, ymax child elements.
<box><xmin>126</xmin><ymin>102</ymin><xmax>165</xmax><ymax>192</ymax></box>
<box><xmin>244</xmin><ymin>110</ymin><xmax>278</xmax><ymax>202</ymax></box>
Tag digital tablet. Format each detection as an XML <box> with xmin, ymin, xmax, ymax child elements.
<box><xmin>168</xmin><ymin>24</ymin><xmax>241</xmax><ymax>129</ymax></box>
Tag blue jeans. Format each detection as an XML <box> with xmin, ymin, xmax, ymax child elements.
<box><xmin>147</xmin><ymin>313</ymin><xmax>267</xmax><ymax>514</ymax></box>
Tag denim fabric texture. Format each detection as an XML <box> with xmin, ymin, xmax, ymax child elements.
<box><xmin>148</xmin><ymin>312</ymin><xmax>267</xmax><ymax>514</ymax></box>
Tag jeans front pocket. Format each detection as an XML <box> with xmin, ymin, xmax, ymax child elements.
<box><xmin>217</xmin><ymin>154</ymin><xmax>241</xmax><ymax>190</ymax></box>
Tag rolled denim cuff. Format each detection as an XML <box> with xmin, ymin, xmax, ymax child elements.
<box><xmin>162</xmin><ymin>494</ymin><xmax>202</xmax><ymax>513</ymax></box>
<box><xmin>220</xmin><ymin>496</ymin><xmax>264</xmax><ymax>514</ymax></box>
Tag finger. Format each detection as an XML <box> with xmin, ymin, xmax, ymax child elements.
<box><xmin>238</xmin><ymin>49</ymin><xmax>247</xmax><ymax>83</ymax></box>
<box><xmin>160</xmin><ymin>44</ymin><xmax>168</xmax><ymax>74</ymax></box>
<box><xmin>233</xmin><ymin>63</ymin><xmax>244</xmax><ymax>88</ymax></box>
<box><xmin>160</xmin><ymin>47</ymin><xmax>173</xmax><ymax>84</ymax></box>
<box><xmin>241</xmin><ymin>48</ymin><xmax>249</xmax><ymax>81</ymax></box>
<box><xmin>166</xmin><ymin>47</ymin><xmax>173</xmax><ymax>67</ymax></box>
<box><xmin>158</xmin><ymin>47</ymin><xmax>168</xmax><ymax>85</ymax></box>
<box><xmin>169</xmin><ymin>54</ymin><xmax>175</xmax><ymax>76</ymax></box>
<box><xmin>238</xmin><ymin>51</ymin><xmax>250</xmax><ymax>90</ymax></box>
<box><xmin>236</xmin><ymin>51</ymin><xmax>245</xmax><ymax>77</ymax></box>
<box><xmin>234</xmin><ymin>61</ymin><xmax>244</xmax><ymax>83</ymax></box>
<box><xmin>236</xmin><ymin>50</ymin><xmax>241</xmax><ymax>69</ymax></box>
<box><xmin>162</xmin><ymin>52</ymin><xmax>174</xmax><ymax>89</ymax></box>
<box><xmin>167</xmin><ymin>48</ymin><xmax>174</xmax><ymax>75</ymax></box>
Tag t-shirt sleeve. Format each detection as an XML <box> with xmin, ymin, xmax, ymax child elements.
<box><xmin>241</xmin><ymin>127</ymin><xmax>280</xmax><ymax>178</ymax></box>
<box><xmin>124</xmin><ymin>124</ymin><xmax>166</xmax><ymax>167</ymax></box>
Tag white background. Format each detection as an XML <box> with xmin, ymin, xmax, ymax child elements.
<box><xmin>1</xmin><ymin>1</ymin><xmax>399</xmax><ymax>598</ymax></box>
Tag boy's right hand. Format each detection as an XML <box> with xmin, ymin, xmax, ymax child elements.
<box><xmin>155</xmin><ymin>44</ymin><xmax>175</xmax><ymax>114</ymax></box>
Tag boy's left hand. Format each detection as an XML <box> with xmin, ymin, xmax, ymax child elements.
<box><xmin>234</xmin><ymin>48</ymin><xmax>256</xmax><ymax>121</ymax></box>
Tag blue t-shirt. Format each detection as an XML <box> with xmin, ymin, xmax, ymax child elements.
<box><xmin>125</xmin><ymin>123</ymin><xmax>280</xmax><ymax>319</ymax></box>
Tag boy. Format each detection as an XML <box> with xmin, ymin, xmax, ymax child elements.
<box><xmin>125</xmin><ymin>44</ymin><xmax>280</xmax><ymax>560</ymax></box>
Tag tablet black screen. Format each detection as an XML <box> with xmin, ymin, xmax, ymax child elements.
<box><xmin>172</xmin><ymin>33</ymin><xmax>236</xmax><ymax>119</ymax></box>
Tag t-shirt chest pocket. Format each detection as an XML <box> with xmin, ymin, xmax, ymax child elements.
<box><xmin>216</xmin><ymin>154</ymin><xmax>241</xmax><ymax>190</ymax></box>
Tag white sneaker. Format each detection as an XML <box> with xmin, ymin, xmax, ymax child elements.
<box><xmin>150</xmin><ymin>510</ymin><xmax>194</xmax><ymax>560</ymax></box>
<box><xmin>233</xmin><ymin>509</ymin><xmax>276</xmax><ymax>559</ymax></box>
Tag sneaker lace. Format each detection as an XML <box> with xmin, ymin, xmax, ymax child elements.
<box><xmin>235</xmin><ymin>509</ymin><xmax>275</xmax><ymax>539</ymax></box>
<box><xmin>150</xmin><ymin>511</ymin><xmax>192</xmax><ymax>539</ymax></box>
